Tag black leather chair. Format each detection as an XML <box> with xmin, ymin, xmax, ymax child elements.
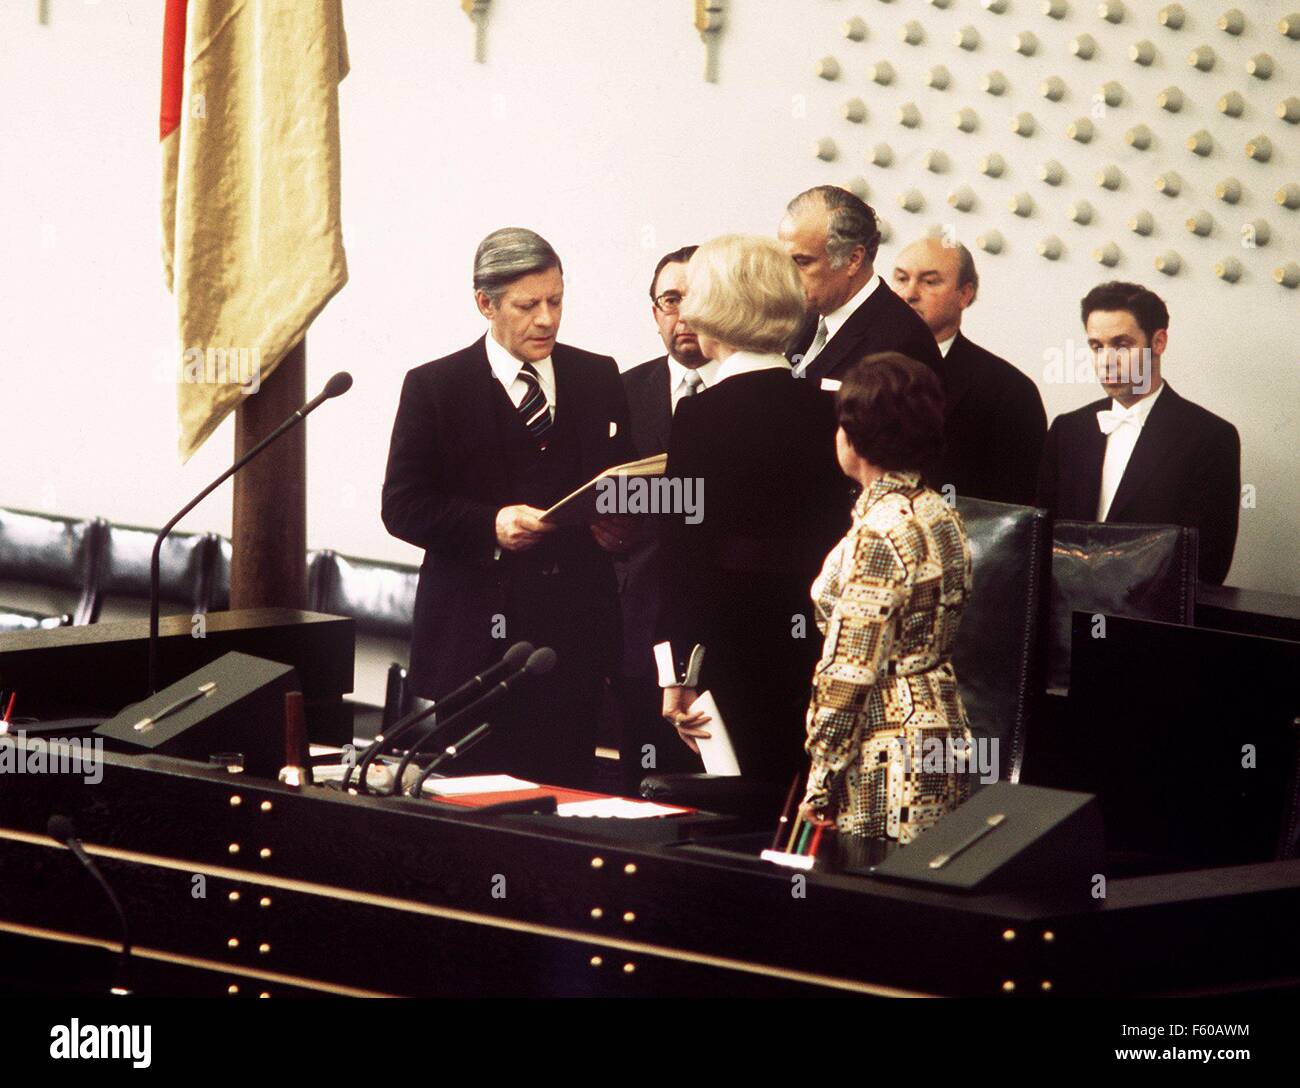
<box><xmin>88</xmin><ymin>522</ymin><xmax>219</xmax><ymax>623</ymax></box>
<box><xmin>208</xmin><ymin>538</ymin><xmax>328</xmax><ymax>613</ymax></box>
<box><xmin>0</xmin><ymin>508</ymin><xmax>106</xmax><ymax>632</ymax></box>
<box><xmin>950</xmin><ymin>497</ymin><xmax>1051</xmax><ymax>786</ymax></box>
<box><xmin>1047</xmin><ymin>522</ymin><xmax>1198</xmax><ymax>692</ymax></box>
<box><xmin>309</xmin><ymin>550</ymin><xmax>419</xmax><ymax>740</ymax></box>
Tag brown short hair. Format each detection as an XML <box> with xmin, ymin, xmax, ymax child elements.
<box><xmin>1081</xmin><ymin>281</ymin><xmax>1169</xmax><ymax>343</ymax></box>
<box><xmin>835</xmin><ymin>353</ymin><xmax>945</xmax><ymax>478</ymax></box>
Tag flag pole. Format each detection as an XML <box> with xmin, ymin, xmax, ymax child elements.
<box><xmin>230</xmin><ymin>338</ymin><xmax>308</xmax><ymax>610</ymax></box>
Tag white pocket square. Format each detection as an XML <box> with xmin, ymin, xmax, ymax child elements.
<box><xmin>609</xmin><ymin>420</ymin><xmax>618</xmax><ymax>437</ymax></box>
<box><xmin>820</xmin><ymin>379</ymin><xmax>842</xmax><ymax>392</ymax></box>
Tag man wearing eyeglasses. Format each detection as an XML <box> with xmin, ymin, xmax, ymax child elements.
<box><xmin>613</xmin><ymin>245</ymin><xmax>719</xmax><ymax>791</ymax></box>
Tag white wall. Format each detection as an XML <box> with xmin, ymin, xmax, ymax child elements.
<box><xmin>2</xmin><ymin>0</ymin><xmax>1297</xmax><ymax>614</ymax></box>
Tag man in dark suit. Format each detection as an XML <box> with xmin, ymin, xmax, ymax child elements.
<box><xmin>382</xmin><ymin>228</ymin><xmax>635</xmax><ymax>788</ymax></box>
<box><xmin>1036</xmin><ymin>281</ymin><xmax>1240</xmax><ymax>584</ymax></box>
<box><xmin>778</xmin><ymin>185</ymin><xmax>941</xmax><ymax>387</ymax></box>
<box><xmin>613</xmin><ymin>245</ymin><xmax>719</xmax><ymax>791</ymax></box>
<box><xmin>892</xmin><ymin>235</ymin><xmax>1046</xmax><ymax>505</ymax></box>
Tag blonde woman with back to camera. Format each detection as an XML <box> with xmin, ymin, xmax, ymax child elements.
<box><xmin>654</xmin><ymin>234</ymin><xmax>851</xmax><ymax>788</ymax></box>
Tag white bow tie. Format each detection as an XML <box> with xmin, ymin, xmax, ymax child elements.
<box><xmin>1096</xmin><ymin>404</ymin><xmax>1145</xmax><ymax>436</ymax></box>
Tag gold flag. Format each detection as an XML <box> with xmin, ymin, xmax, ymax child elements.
<box><xmin>161</xmin><ymin>0</ymin><xmax>349</xmax><ymax>462</ymax></box>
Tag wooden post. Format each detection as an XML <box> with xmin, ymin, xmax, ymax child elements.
<box><xmin>230</xmin><ymin>339</ymin><xmax>307</xmax><ymax>610</ymax></box>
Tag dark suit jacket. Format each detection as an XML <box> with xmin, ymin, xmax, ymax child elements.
<box><xmin>657</xmin><ymin>367</ymin><xmax>852</xmax><ymax>782</ymax></box>
<box><xmin>788</xmin><ymin>278</ymin><xmax>943</xmax><ymax>384</ymax></box>
<box><xmin>1036</xmin><ymin>382</ymin><xmax>1240</xmax><ymax>584</ymax></box>
<box><xmin>617</xmin><ymin>356</ymin><xmax>672</xmax><ymax>677</ymax></box>
<box><xmin>937</xmin><ymin>332</ymin><xmax>1047</xmax><ymax>506</ymax></box>
<box><xmin>382</xmin><ymin>336</ymin><xmax>635</xmax><ymax>696</ymax></box>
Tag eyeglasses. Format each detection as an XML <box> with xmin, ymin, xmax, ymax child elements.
<box><xmin>653</xmin><ymin>292</ymin><xmax>685</xmax><ymax>315</ymax></box>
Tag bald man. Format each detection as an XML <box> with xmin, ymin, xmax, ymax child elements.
<box><xmin>892</xmin><ymin>237</ymin><xmax>1046</xmax><ymax>506</ymax></box>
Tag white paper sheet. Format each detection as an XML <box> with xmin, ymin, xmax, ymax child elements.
<box><xmin>690</xmin><ymin>690</ymin><xmax>741</xmax><ymax>776</ymax></box>
<box><xmin>556</xmin><ymin>798</ymin><xmax>688</xmax><ymax>818</ymax></box>
<box><xmin>423</xmin><ymin>774</ymin><xmax>538</xmax><ymax>796</ymax></box>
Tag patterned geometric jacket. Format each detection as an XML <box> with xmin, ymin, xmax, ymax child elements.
<box><xmin>803</xmin><ymin>470</ymin><xmax>974</xmax><ymax>842</ymax></box>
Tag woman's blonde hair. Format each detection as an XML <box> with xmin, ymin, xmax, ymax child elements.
<box><xmin>680</xmin><ymin>234</ymin><xmax>807</xmax><ymax>354</ymax></box>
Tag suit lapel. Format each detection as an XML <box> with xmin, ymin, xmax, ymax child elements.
<box><xmin>940</xmin><ymin>334</ymin><xmax>977</xmax><ymax>421</ymax></box>
<box><xmin>468</xmin><ymin>335</ymin><xmax>514</xmax><ymax>502</ymax></box>
<box><xmin>1106</xmin><ymin>383</ymin><xmax>1182</xmax><ymax>522</ymax></box>
<box><xmin>805</xmin><ymin>283</ymin><xmax>887</xmax><ymax>382</ymax></box>
<box><xmin>650</xmin><ymin>358</ymin><xmax>672</xmax><ymax>451</ymax></box>
<box><xmin>1071</xmin><ymin>402</ymin><xmax>1107</xmax><ymax>519</ymax></box>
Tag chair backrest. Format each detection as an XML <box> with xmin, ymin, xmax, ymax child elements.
<box><xmin>91</xmin><ymin>523</ymin><xmax>218</xmax><ymax>621</ymax></box>
<box><xmin>1048</xmin><ymin>521</ymin><xmax>1197</xmax><ymax>691</ymax></box>
<box><xmin>209</xmin><ymin>541</ymin><xmax>333</xmax><ymax>613</ymax></box>
<box><xmin>310</xmin><ymin>550</ymin><xmax>419</xmax><ymax>642</ymax></box>
<box><xmin>951</xmin><ymin>497</ymin><xmax>1051</xmax><ymax>785</ymax></box>
<box><xmin>0</xmin><ymin>507</ymin><xmax>106</xmax><ymax>625</ymax></box>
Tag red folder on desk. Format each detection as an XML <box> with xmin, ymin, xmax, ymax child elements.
<box><xmin>433</xmin><ymin>785</ymin><xmax>694</xmax><ymax>816</ymax></box>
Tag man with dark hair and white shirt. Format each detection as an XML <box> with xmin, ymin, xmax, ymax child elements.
<box><xmin>1036</xmin><ymin>281</ymin><xmax>1240</xmax><ymax>584</ymax></box>
<box><xmin>613</xmin><ymin>245</ymin><xmax>720</xmax><ymax>791</ymax></box>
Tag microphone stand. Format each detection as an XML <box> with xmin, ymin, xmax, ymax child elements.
<box><xmin>147</xmin><ymin>373</ymin><xmax>352</xmax><ymax>695</ymax></box>
<box><xmin>344</xmin><ymin>642</ymin><xmax>533</xmax><ymax>794</ymax></box>
<box><xmin>387</xmin><ymin>647</ymin><xmax>556</xmax><ymax>797</ymax></box>
<box><xmin>411</xmin><ymin>722</ymin><xmax>493</xmax><ymax>797</ymax></box>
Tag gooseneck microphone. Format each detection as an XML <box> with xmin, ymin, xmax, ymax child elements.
<box><xmin>403</xmin><ymin>646</ymin><xmax>557</xmax><ymax>798</ymax></box>
<box><xmin>147</xmin><ymin>371</ymin><xmax>353</xmax><ymax>695</ymax></box>
<box><xmin>47</xmin><ymin>814</ymin><xmax>133</xmax><ymax>996</ymax></box>
<box><xmin>344</xmin><ymin>641</ymin><xmax>534</xmax><ymax>795</ymax></box>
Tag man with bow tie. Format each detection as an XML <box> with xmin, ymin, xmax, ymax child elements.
<box><xmin>1036</xmin><ymin>281</ymin><xmax>1241</xmax><ymax>584</ymax></box>
<box><xmin>382</xmin><ymin>228</ymin><xmax>635</xmax><ymax>787</ymax></box>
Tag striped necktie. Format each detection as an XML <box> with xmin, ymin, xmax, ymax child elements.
<box><xmin>682</xmin><ymin>370</ymin><xmax>704</xmax><ymax>398</ymax></box>
<box><xmin>517</xmin><ymin>362</ymin><xmax>554</xmax><ymax>447</ymax></box>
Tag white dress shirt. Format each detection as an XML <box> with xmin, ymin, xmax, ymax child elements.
<box><xmin>937</xmin><ymin>334</ymin><xmax>957</xmax><ymax>357</ymax></box>
<box><xmin>713</xmin><ymin>349</ymin><xmax>792</xmax><ymax>386</ymax></box>
<box><xmin>667</xmin><ymin>356</ymin><xmax>722</xmax><ymax>413</ymax></box>
<box><xmin>485</xmin><ymin>331</ymin><xmax>555</xmax><ymax>419</ymax></box>
<box><xmin>792</xmin><ymin>273</ymin><xmax>884</xmax><ymax>378</ymax></box>
<box><xmin>1096</xmin><ymin>381</ymin><xmax>1164</xmax><ymax>521</ymax></box>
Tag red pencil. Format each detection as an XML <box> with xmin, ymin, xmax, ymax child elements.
<box><xmin>3</xmin><ymin>692</ymin><xmax>14</xmax><ymax>722</ymax></box>
<box><xmin>809</xmin><ymin>820</ymin><xmax>826</xmax><ymax>858</ymax></box>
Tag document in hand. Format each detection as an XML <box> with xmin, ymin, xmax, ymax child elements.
<box><xmin>538</xmin><ymin>453</ymin><xmax>668</xmax><ymax>526</ymax></box>
<box><xmin>690</xmin><ymin>690</ymin><xmax>741</xmax><ymax>776</ymax></box>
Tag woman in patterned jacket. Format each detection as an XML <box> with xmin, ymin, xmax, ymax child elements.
<box><xmin>801</xmin><ymin>352</ymin><xmax>974</xmax><ymax>843</ymax></box>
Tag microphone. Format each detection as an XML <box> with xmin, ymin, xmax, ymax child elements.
<box><xmin>147</xmin><ymin>372</ymin><xmax>353</xmax><ymax>695</ymax></box>
<box><xmin>345</xmin><ymin>641</ymin><xmax>533</xmax><ymax>794</ymax></box>
<box><xmin>402</xmin><ymin>646</ymin><xmax>557</xmax><ymax>797</ymax></box>
<box><xmin>47</xmin><ymin>815</ymin><xmax>133</xmax><ymax>996</ymax></box>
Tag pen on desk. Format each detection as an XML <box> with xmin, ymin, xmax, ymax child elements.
<box><xmin>785</xmin><ymin>811</ymin><xmax>805</xmax><ymax>854</ymax></box>
<box><xmin>770</xmin><ymin>774</ymin><xmax>801</xmax><ymax>851</ymax></box>
<box><xmin>132</xmin><ymin>681</ymin><xmax>216</xmax><ymax>733</ymax></box>
<box><xmin>808</xmin><ymin>821</ymin><xmax>826</xmax><ymax>858</ymax></box>
<box><xmin>795</xmin><ymin>821</ymin><xmax>813</xmax><ymax>856</ymax></box>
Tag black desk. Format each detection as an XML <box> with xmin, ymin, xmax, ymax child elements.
<box><xmin>2</xmin><ymin>738</ymin><xmax>1298</xmax><ymax>998</ymax></box>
